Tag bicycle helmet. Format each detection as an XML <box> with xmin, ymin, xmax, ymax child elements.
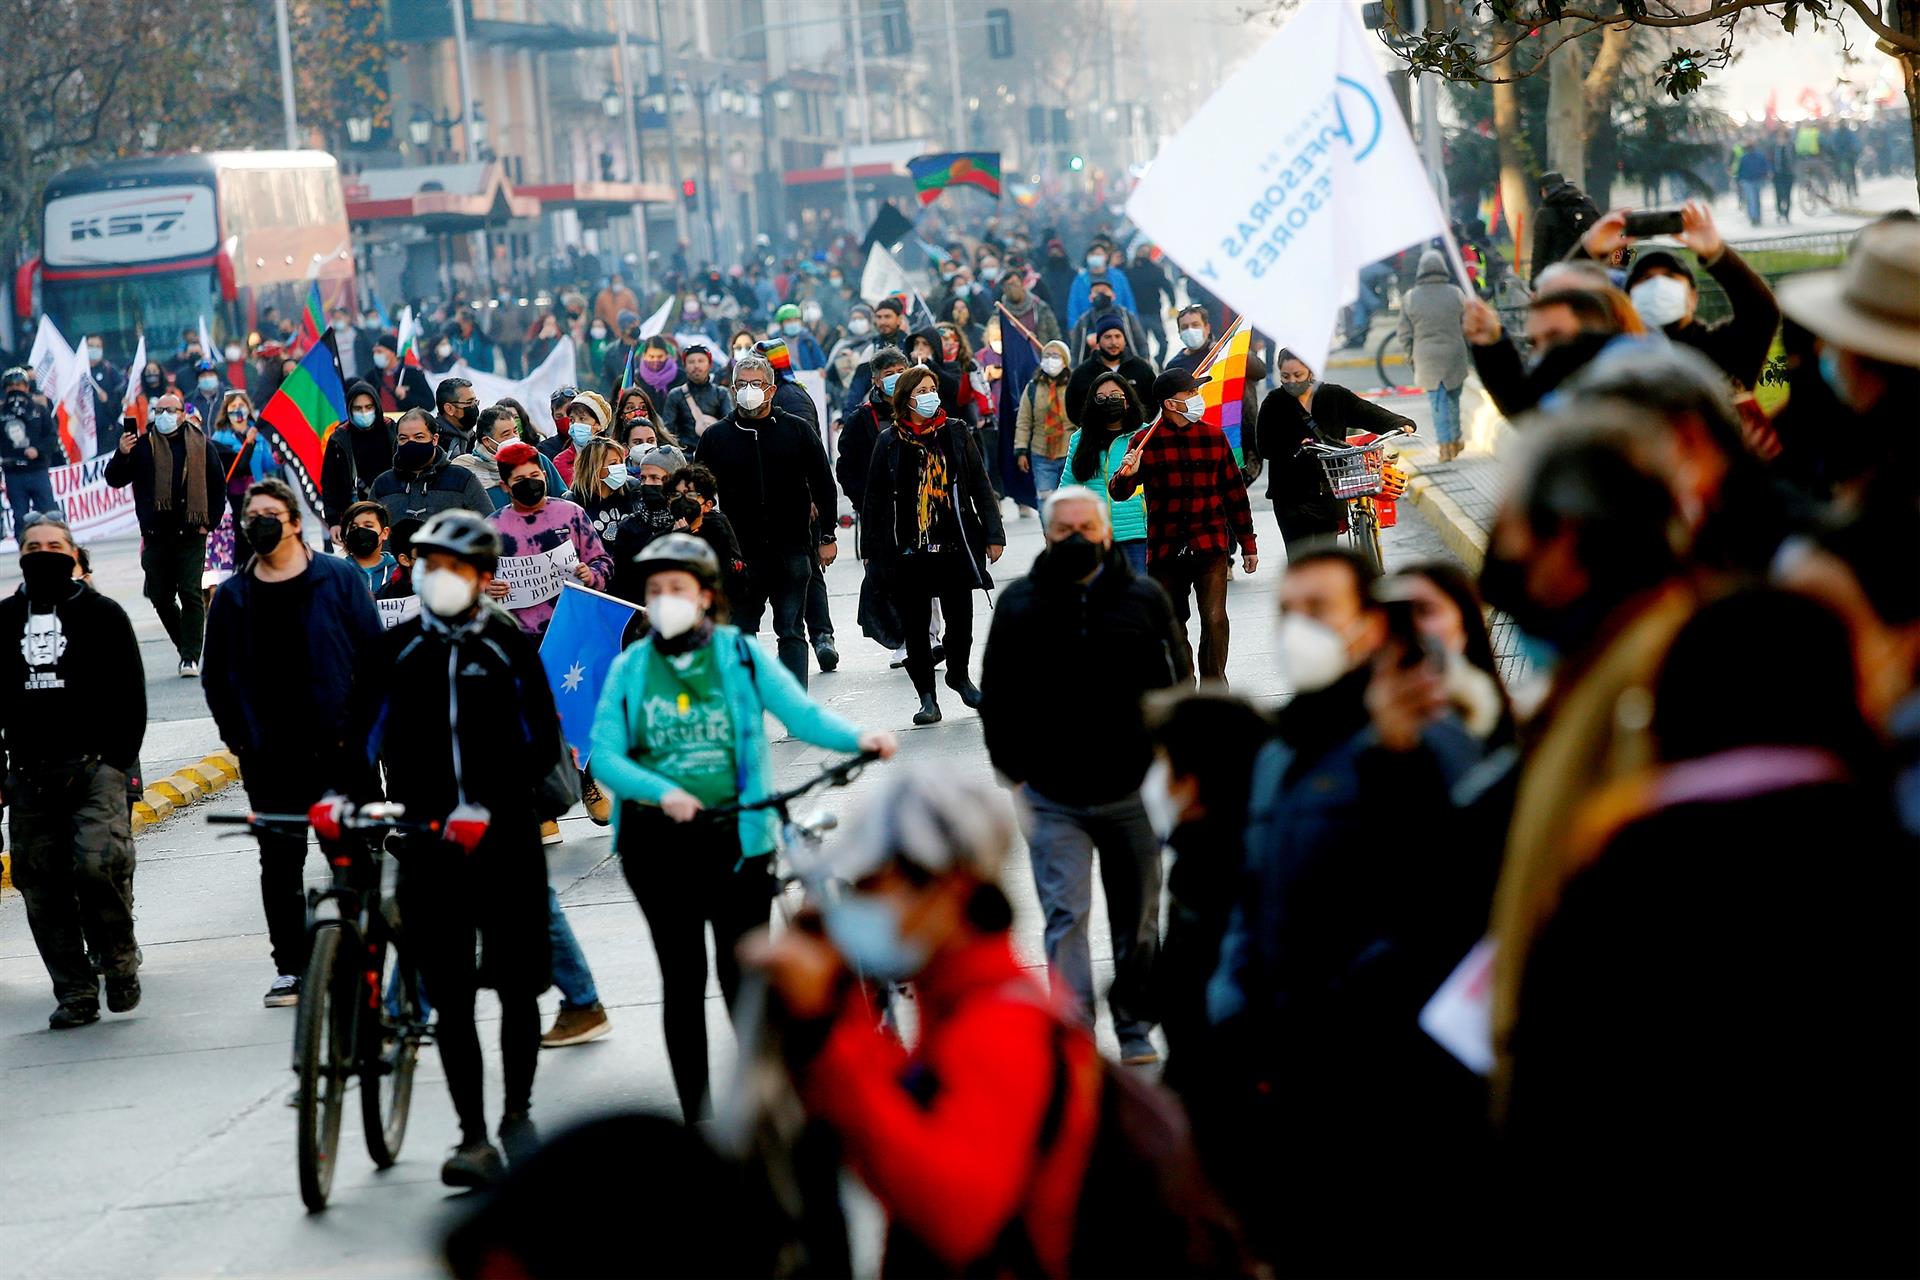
<box><xmin>630</xmin><ymin>532</ymin><xmax>719</xmax><ymax>588</ymax></box>
<box><xmin>411</xmin><ymin>509</ymin><xmax>503</xmax><ymax>574</ymax></box>
<box><xmin>821</xmin><ymin>764</ymin><xmax>1015</xmax><ymax>884</ymax></box>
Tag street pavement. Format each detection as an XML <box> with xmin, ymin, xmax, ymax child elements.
<box><xmin>0</xmin><ymin>396</ymin><xmax>1458</xmax><ymax>1278</ymax></box>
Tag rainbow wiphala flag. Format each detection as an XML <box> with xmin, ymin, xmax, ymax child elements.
<box><xmin>906</xmin><ymin>152</ymin><xmax>1002</xmax><ymax>207</ymax></box>
<box><xmin>1195</xmin><ymin>317</ymin><xmax>1254</xmax><ymax>463</ymax></box>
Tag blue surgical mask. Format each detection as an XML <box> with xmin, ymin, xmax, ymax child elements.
<box><xmin>912</xmin><ymin>390</ymin><xmax>941</xmax><ymax>417</ymax></box>
<box><xmin>1086</xmin><ymin>252</ymin><xmax>1107</xmax><ymax>271</ymax></box>
<box><xmin>569</xmin><ymin>422</ymin><xmax>593</xmax><ymax>448</ymax></box>
<box><xmin>350</xmin><ymin>408</ymin><xmax>376</xmax><ymax>429</ymax></box>
<box><xmin>603</xmin><ymin>463</ymin><xmax>630</xmax><ymax>490</ymax></box>
<box><xmin>782</xmin><ymin>320</ymin><xmax>803</xmax><ymax>337</ymax></box>
<box><xmin>151</xmin><ymin>411</ymin><xmax>179</xmax><ymax>435</ymax></box>
<box><xmin>822</xmin><ymin>894</ymin><xmax>929</xmax><ymax>982</ymax></box>
<box><xmin>880</xmin><ymin>371</ymin><xmax>902</xmax><ymax>395</ymax></box>
<box><xmin>197</xmin><ymin>376</ymin><xmax>218</xmax><ymax>394</ymax></box>
<box><xmin>1181</xmin><ymin>393</ymin><xmax>1206</xmax><ymax>420</ymax></box>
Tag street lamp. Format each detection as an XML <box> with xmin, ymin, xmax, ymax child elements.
<box><xmin>346</xmin><ymin>113</ymin><xmax>373</xmax><ymax>144</ymax></box>
<box><xmin>469</xmin><ymin>103</ymin><xmax>487</xmax><ymax>149</ymax></box>
<box><xmin>772</xmin><ymin>87</ymin><xmax>795</xmax><ymax>111</ymax></box>
<box><xmin>602</xmin><ymin>86</ymin><xmax>623</xmax><ymax>118</ymax></box>
<box><xmin>408</xmin><ymin>109</ymin><xmax>434</xmax><ymax>148</ymax></box>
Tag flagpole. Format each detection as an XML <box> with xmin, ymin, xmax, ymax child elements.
<box><xmin>993</xmin><ymin>300</ymin><xmax>1044</xmax><ymax>354</ymax></box>
<box><xmin>556</xmin><ymin>578</ymin><xmax>639</xmax><ymax>609</ymax></box>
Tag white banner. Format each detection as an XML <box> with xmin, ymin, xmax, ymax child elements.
<box><xmin>377</xmin><ymin>594</ymin><xmax>421</xmax><ymax>630</ymax></box>
<box><xmin>496</xmin><ymin>540</ymin><xmax>579</xmax><ymax>611</ymax></box>
<box><xmin>435</xmin><ymin>337</ymin><xmax>577</xmax><ymax>426</ymax></box>
<box><xmin>0</xmin><ymin>454</ymin><xmax>141</xmax><ymax>551</ymax></box>
<box><xmin>638</xmin><ymin>295</ymin><xmax>674</xmax><ymax>340</ymax></box>
<box><xmin>1124</xmin><ymin>0</ymin><xmax>1447</xmax><ymax>374</ymax></box>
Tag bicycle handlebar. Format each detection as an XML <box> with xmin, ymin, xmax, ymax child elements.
<box><xmin>207</xmin><ymin>802</ymin><xmax>440</xmax><ymax>837</ymax></box>
<box><xmin>701</xmin><ymin>750</ymin><xmax>882</xmax><ymax>821</ymax></box>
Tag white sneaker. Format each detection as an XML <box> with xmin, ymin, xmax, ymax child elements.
<box><xmin>178</xmin><ymin>658</ymin><xmax>200</xmax><ymax>678</ymax></box>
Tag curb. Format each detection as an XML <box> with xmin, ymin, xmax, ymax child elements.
<box><xmin>3</xmin><ymin>750</ymin><xmax>240</xmax><ymax>888</ymax></box>
<box><xmin>1397</xmin><ymin>453</ymin><xmax>1490</xmax><ymax>572</ymax></box>
<box><xmin>133</xmin><ymin>751</ymin><xmax>242</xmax><ymax>836</ymax></box>
<box><xmin>1328</xmin><ymin>352</ymin><xmax>1406</xmax><ymax>370</ymax></box>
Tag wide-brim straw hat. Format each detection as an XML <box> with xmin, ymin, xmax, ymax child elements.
<box><xmin>1777</xmin><ymin>220</ymin><xmax>1920</xmax><ymax>369</ymax></box>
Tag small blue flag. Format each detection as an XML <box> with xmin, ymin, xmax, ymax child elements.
<box><xmin>538</xmin><ymin>582</ymin><xmax>638</xmax><ymax>763</ymax></box>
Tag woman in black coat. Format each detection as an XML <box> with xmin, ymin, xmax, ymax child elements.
<box><xmin>1255</xmin><ymin>349</ymin><xmax>1414</xmax><ymax>555</ymax></box>
<box><xmin>862</xmin><ymin>364</ymin><xmax>1006</xmax><ymax>726</ymax></box>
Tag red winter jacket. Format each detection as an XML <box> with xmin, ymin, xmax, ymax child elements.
<box><xmin>802</xmin><ymin>935</ymin><xmax>1101</xmax><ymax>1277</ymax></box>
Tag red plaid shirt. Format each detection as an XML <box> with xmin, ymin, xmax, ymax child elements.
<box><xmin>1109</xmin><ymin>414</ymin><xmax>1256</xmax><ymax>564</ymax></box>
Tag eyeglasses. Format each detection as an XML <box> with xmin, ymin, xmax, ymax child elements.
<box><xmin>454</xmin><ymin>399</ymin><xmax>479</xmax><ymax>410</ymax></box>
<box><xmin>735</xmin><ymin>378</ymin><xmax>771</xmax><ymax>390</ymax></box>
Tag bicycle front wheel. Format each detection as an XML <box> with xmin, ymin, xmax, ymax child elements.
<box><xmin>1375</xmin><ymin>330</ymin><xmax>1403</xmax><ymax>389</ymax></box>
<box><xmin>296</xmin><ymin>922</ymin><xmax>350</xmax><ymax>1212</ymax></box>
<box><xmin>1349</xmin><ymin>500</ymin><xmax>1385</xmax><ymax>574</ymax></box>
<box><xmin>362</xmin><ymin>938</ymin><xmax>422</xmax><ymax>1169</ymax></box>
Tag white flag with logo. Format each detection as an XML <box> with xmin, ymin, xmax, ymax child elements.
<box><xmin>1125</xmin><ymin>0</ymin><xmax>1447</xmax><ymax>374</ymax></box>
<box><xmin>121</xmin><ymin>333</ymin><xmax>146</xmax><ymax>416</ymax></box>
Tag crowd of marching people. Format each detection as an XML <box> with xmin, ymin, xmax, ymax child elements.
<box><xmin>4</xmin><ymin>188</ymin><xmax>1920</xmax><ymax>1278</ymax></box>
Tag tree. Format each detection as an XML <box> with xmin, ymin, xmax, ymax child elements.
<box><xmin>0</xmin><ymin>1</ymin><xmax>273</xmax><ymax>272</ymax></box>
<box><xmin>1382</xmin><ymin>0</ymin><xmax>1920</xmax><ymax>204</ymax></box>
<box><xmin>287</xmin><ymin>0</ymin><xmax>403</xmax><ymax>152</ymax></box>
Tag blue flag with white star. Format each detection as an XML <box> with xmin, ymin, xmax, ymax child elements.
<box><xmin>539</xmin><ymin>582</ymin><xmax>639</xmax><ymax>763</ymax></box>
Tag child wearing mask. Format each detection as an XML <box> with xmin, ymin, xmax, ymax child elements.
<box><xmin>340</xmin><ymin>500</ymin><xmax>399</xmax><ymax>593</ymax></box>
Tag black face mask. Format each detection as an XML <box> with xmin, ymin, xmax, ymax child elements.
<box><xmin>1090</xmin><ymin>397</ymin><xmax>1126</xmax><ymax>425</ymax></box>
<box><xmin>19</xmin><ymin>551</ymin><xmax>77</xmax><ymax>606</ymax></box>
<box><xmin>1043</xmin><ymin>533</ymin><xmax>1105</xmax><ymax>582</ymax></box>
<box><xmin>394</xmin><ymin>440</ymin><xmax>435</xmax><ymax>470</ymax></box>
<box><xmin>638</xmin><ymin>482</ymin><xmax>666</xmax><ymax>507</ymax></box>
<box><xmin>510</xmin><ymin>477</ymin><xmax>546</xmax><ymax>506</ymax></box>
<box><xmin>669</xmin><ymin>495</ymin><xmax>703</xmax><ymax>525</ymax></box>
<box><xmin>243</xmin><ymin>514</ymin><xmax>285</xmax><ymax>556</ymax></box>
<box><xmin>343</xmin><ymin>526</ymin><xmax>381</xmax><ymax>558</ymax></box>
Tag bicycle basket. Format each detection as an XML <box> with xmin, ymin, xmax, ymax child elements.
<box><xmin>1318</xmin><ymin>444</ymin><xmax>1388</xmax><ymax>500</ymax></box>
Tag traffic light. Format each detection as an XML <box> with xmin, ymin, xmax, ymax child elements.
<box><xmin>986</xmin><ymin>8</ymin><xmax>1014</xmax><ymax>59</ymax></box>
<box><xmin>879</xmin><ymin>0</ymin><xmax>911</xmax><ymax>54</ymax></box>
<box><xmin>681</xmin><ymin>178</ymin><xmax>698</xmax><ymax>207</ymax></box>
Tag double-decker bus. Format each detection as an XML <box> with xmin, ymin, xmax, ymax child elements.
<box><xmin>15</xmin><ymin>151</ymin><xmax>357</xmax><ymax>361</ymax></box>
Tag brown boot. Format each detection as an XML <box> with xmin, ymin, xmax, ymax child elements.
<box><xmin>541</xmin><ymin>1002</ymin><xmax>612</xmax><ymax>1048</ymax></box>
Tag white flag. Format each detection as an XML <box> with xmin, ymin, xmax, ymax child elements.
<box><xmin>1125</xmin><ymin>0</ymin><xmax>1448</xmax><ymax>374</ymax></box>
<box><xmin>27</xmin><ymin>316</ymin><xmax>74</xmax><ymax>397</ymax></box>
<box><xmin>64</xmin><ymin>339</ymin><xmax>97</xmax><ymax>460</ymax></box>
<box><xmin>436</xmin><ymin>337</ymin><xmax>578</xmax><ymax>433</ymax></box>
<box><xmin>860</xmin><ymin>244</ymin><xmax>938</xmax><ymax>331</ymax></box>
<box><xmin>637</xmin><ymin>294</ymin><xmax>675</xmax><ymax>340</ymax></box>
<box><xmin>198</xmin><ymin>314</ymin><xmax>216</xmax><ymax>364</ymax></box>
<box><xmin>121</xmin><ymin>333</ymin><xmax>147</xmax><ymax>415</ymax></box>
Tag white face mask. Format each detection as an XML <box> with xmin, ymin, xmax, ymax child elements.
<box><xmin>435</xmin><ymin>342</ymin><xmax>453</xmax><ymax>358</ymax></box>
<box><xmin>1040</xmin><ymin>355</ymin><xmax>1065</xmax><ymax>376</ymax></box>
<box><xmin>1276</xmin><ymin>612</ymin><xmax>1353</xmax><ymax>693</ymax></box>
<box><xmin>1178</xmin><ymin>326</ymin><xmax>1207</xmax><ymax>350</ymax></box>
<box><xmin>1180</xmin><ymin>393</ymin><xmax>1206</xmax><ymax>420</ymax></box>
<box><xmin>847</xmin><ymin>316</ymin><xmax>872</xmax><ymax>336</ymax></box>
<box><xmin>413</xmin><ymin>564</ymin><xmax>477</xmax><ymax>617</ymax></box>
<box><xmin>647</xmin><ymin>592</ymin><xmax>699</xmax><ymax>639</ymax></box>
<box><xmin>1629</xmin><ymin>273</ymin><xmax>1690</xmax><ymax>328</ymax></box>
<box><xmin>1140</xmin><ymin>757</ymin><xmax>1180</xmax><ymax>842</ymax></box>
<box><xmin>735</xmin><ymin>384</ymin><xmax>767</xmax><ymax>412</ymax></box>
<box><xmin>151</xmin><ymin>411</ymin><xmax>180</xmax><ymax>434</ymax></box>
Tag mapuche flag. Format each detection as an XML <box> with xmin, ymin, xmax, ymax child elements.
<box><xmin>907</xmin><ymin>152</ymin><xmax>1002</xmax><ymax>207</ymax></box>
<box><xmin>258</xmin><ymin>331</ymin><xmax>346</xmax><ymax>509</ymax></box>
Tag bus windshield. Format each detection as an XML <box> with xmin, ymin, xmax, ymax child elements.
<box><xmin>41</xmin><ymin>268</ymin><xmax>219</xmax><ymax>363</ymax></box>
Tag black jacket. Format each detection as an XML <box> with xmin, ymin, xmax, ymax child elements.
<box><xmin>433</xmin><ymin>410</ymin><xmax>473</xmax><ymax>456</ymax></box>
<box><xmin>692</xmin><ymin>407</ymin><xmax>837</xmax><ymax>558</ymax></box>
<box><xmin>203</xmin><ymin>553</ymin><xmax>383</xmax><ymax>756</ymax></box>
<box><xmin>1468</xmin><ymin>330</ymin><xmax>1614</xmax><ymax>420</ymax></box>
<box><xmin>1066</xmin><ymin>353</ymin><xmax>1158</xmax><ymax>428</ymax></box>
<box><xmin>661</xmin><ymin>378</ymin><xmax>734</xmax><ymax>443</ymax></box>
<box><xmin>369</xmin><ymin>448</ymin><xmax>491</xmax><ymax>524</ymax></box>
<box><xmin>1124</xmin><ymin>259</ymin><xmax>1175</xmax><ymax>320</ymax></box>
<box><xmin>1256</xmin><ymin>382</ymin><xmax>1414</xmax><ymax>523</ymax></box>
<box><xmin>860</xmin><ymin>416</ymin><xmax>1006</xmax><ymax>590</ymax></box>
<box><xmin>0</xmin><ymin>391</ymin><xmax>63</xmax><ymax>472</ymax></box>
<box><xmin>0</xmin><ymin>582</ymin><xmax>145</xmax><ymax>774</ymax></box>
<box><xmin>1661</xmin><ymin>247</ymin><xmax>1782</xmax><ymax>391</ymax></box>
<box><xmin>102</xmin><ymin>426</ymin><xmax>225</xmax><ymax>535</ymax></box>
<box><xmin>835</xmin><ymin>396</ymin><xmax>892</xmax><ymax>515</ymax></box>
<box><xmin>1530</xmin><ymin>182</ymin><xmax>1599</xmax><ymax>283</ymax></box>
<box><xmin>377</xmin><ymin>364</ymin><xmax>434</xmax><ymax>414</ymax></box>
<box><xmin>321</xmin><ymin>412</ymin><xmax>399</xmax><ymax>526</ymax></box>
<box><xmin>980</xmin><ymin>545</ymin><xmax>1184</xmax><ymax>805</ymax></box>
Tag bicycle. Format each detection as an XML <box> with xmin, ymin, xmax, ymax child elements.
<box><xmin>208</xmin><ymin>801</ymin><xmax>440</xmax><ymax>1213</ymax></box>
<box><xmin>1303</xmin><ymin>428</ymin><xmax>1415</xmax><ymax>574</ymax></box>
<box><xmin>701</xmin><ymin>749</ymin><xmax>884</xmax><ymax>916</ymax></box>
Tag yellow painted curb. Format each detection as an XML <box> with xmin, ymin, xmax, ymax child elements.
<box><xmin>150</xmin><ymin>776</ymin><xmax>205</xmax><ymax>808</ymax></box>
<box><xmin>203</xmin><ymin>751</ymin><xmax>241</xmax><ymax>781</ymax></box>
<box><xmin>1327</xmin><ymin>351</ymin><xmax>1406</xmax><ymax>369</ymax></box>
<box><xmin>1</xmin><ymin>852</ymin><xmax>10</xmax><ymax>890</ymax></box>
<box><xmin>183</xmin><ymin>763</ymin><xmax>229</xmax><ymax>794</ymax></box>
<box><xmin>138</xmin><ymin>791</ymin><xmax>176</xmax><ymax>823</ymax></box>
